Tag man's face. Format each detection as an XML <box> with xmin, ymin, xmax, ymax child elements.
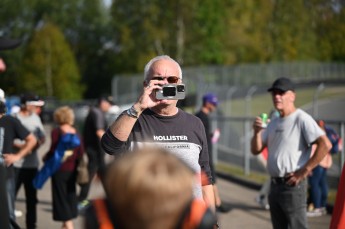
<box><xmin>26</xmin><ymin>104</ymin><xmax>36</xmax><ymax>114</ymax></box>
<box><xmin>206</xmin><ymin>102</ymin><xmax>217</xmax><ymax>113</ymax></box>
<box><xmin>0</xmin><ymin>58</ymin><xmax>6</xmax><ymax>73</ymax></box>
<box><xmin>146</xmin><ymin>59</ymin><xmax>181</xmax><ymax>105</ymax></box>
<box><xmin>100</xmin><ymin>100</ymin><xmax>112</xmax><ymax>113</ymax></box>
<box><xmin>26</xmin><ymin>104</ymin><xmax>42</xmax><ymax>115</ymax></box>
<box><xmin>271</xmin><ymin>89</ymin><xmax>295</xmax><ymax>111</ymax></box>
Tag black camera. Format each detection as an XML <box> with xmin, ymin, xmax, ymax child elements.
<box><xmin>155</xmin><ymin>84</ymin><xmax>186</xmax><ymax>100</ymax></box>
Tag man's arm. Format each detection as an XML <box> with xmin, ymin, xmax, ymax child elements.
<box><xmin>108</xmin><ymin>105</ymin><xmax>141</xmax><ymax>141</ymax></box>
<box><xmin>202</xmin><ymin>184</ymin><xmax>215</xmax><ymax>212</ymax></box>
<box><xmin>102</xmin><ymin>77</ymin><xmax>166</xmax><ymax>152</ymax></box>
<box><xmin>3</xmin><ymin>133</ymin><xmax>37</xmax><ymax>166</ymax></box>
<box><xmin>96</xmin><ymin>129</ymin><xmax>105</xmax><ymax>140</ymax></box>
<box><xmin>286</xmin><ymin>135</ymin><xmax>332</xmax><ymax>186</ymax></box>
<box><xmin>101</xmin><ymin>103</ymin><xmax>146</xmax><ymax>155</ymax></box>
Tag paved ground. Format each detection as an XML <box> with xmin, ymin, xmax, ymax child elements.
<box><xmin>14</xmin><ymin>124</ymin><xmax>332</xmax><ymax>229</ymax></box>
<box><xmin>15</xmin><ymin>175</ymin><xmax>332</xmax><ymax>229</ymax></box>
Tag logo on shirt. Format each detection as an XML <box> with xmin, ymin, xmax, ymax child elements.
<box><xmin>153</xmin><ymin>135</ymin><xmax>188</xmax><ymax>141</ymax></box>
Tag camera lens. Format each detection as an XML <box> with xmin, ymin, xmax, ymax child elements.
<box><xmin>177</xmin><ymin>85</ymin><xmax>185</xmax><ymax>92</ymax></box>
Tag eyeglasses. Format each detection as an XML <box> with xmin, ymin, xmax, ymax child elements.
<box><xmin>151</xmin><ymin>76</ymin><xmax>180</xmax><ymax>84</ymax></box>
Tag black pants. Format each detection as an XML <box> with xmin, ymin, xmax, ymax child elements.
<box><xmin>15</xmin><ymin>167</ymin><xmax>38</xmax><ymax>229</ymax></box>
<box><xmin>0</xmin><ymin>163</ymin><xmax>10</xmax><ymax>229</ymax></box>
<box><xmin>78</xmin><ymin>147</ymin><xmax>105</xmax><ymax>201</ymax></box>
<box><xmin>52</xmin><ymin>171</ymin><xmax>78</xmax><ymax>221</ymax></box>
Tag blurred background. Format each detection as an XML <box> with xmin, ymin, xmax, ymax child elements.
<box><xmin>1</xmin><ymin>0</ymin><xmax>345</xmax><ymax>206</ymax></box>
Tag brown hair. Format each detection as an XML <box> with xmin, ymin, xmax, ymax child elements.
<box><xmin>104</xmin><ymin>147</ymin><xmax>195</xmax><ymax>229</ymax></box>
<box><xmin>53</xmin><ymin>106</ymin><xmax>75</xmax><ymax>125</ymax></box>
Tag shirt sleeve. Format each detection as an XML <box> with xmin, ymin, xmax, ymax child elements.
<box><xmin>301</xmin><ymin>113</ymin><xmax>325</xmax><ymax>144</ymax></box>
<box><xmin>101</xmin><ymin>128</ymin><xmax>128</xmax><ymax>156</ymax></box>
<box><xmin>13</xmin><ymin>117</ymin><xmax>30</xmax><ymax>140</ymax></box>
<box><xmin>197</xmin><ymin>121</ymin><xmax>213</xmax><ymax>185</ymax></box>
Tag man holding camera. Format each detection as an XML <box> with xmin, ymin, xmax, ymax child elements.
<box><xmin>101</xmin><ymin>55</ymin><xmax>215</xmax><ymax>210</ymax></box>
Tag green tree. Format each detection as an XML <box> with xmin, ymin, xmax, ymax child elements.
<box><xmin>222</xmin><ymin>0</ymin><xmax>273</xmax><ymax>64</ymax></box>
<box><xmin>0</xmin><ymin>0</ymin><xmax>114</xmax><ymax>98</ymax></box>
<box><xmin>269</xmin><ymin>0</ymin><xmax>318</xmax><ymax>61</ymax></box>
<box><xmin>20</xmin><ymin>22</ymin><xmax>84</xmax><ymax>100</ymax></box>
<box><xmin>328</xmin><ymin>8</ymin><xmax>345</xmax><ymax>61</ymax></box>
<box><xmin>310</xmin><ymin>0</ymin><xmax>345</xmax><ymax>61</ymax></box>
<box><xmin>110</xmin><ymin>0</ymin><xmax>229</xmax><ymax>69</ymax></box>
<box><xmin>183</xmin><ymin>0</ymin><xmax>227</xmax><ymax>65</ymax></box>
<box><xmin>110</xmin><ymin>0</ymin><xmax>167</xmax><ymax>72</ymax></box>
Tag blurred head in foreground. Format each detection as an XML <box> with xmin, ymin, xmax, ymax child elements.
<box><xmin>104</xmin><ymin>147</ymin><xmax>195</xmax><ymax>229</ymax></box>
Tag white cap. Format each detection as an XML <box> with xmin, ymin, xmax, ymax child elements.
<box><xmin>0</xmin><ymin>88</ymin><xmax>5</xmax><ymax>102</ymax></box>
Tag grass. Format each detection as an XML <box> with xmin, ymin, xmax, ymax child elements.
<box><xmin>216</xmin><ymin>162</ymin><xmax>338</xmax><ymax>205</ymax></box>
<box><xmin>219</xmin><ymin>85</ymin><xmax>345</xmax><ymax>117</ymax></box>
<box><xmin>216</xmin><ymin>161</ymin><xmax>268</xmax><ymax>184</ymax></box>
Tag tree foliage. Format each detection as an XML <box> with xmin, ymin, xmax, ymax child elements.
<box><xmin>19</xmin><ymin>22</ymin><xmax>83</xmax><ymax>100</ymax></box>
<box><xmin>270</xmin><ymin>0</ymin><xmax>318</xmax><ymax>61</ymax></box>
<box><xmin>223</xmin><ymin>0</ymin><xmax>273</xmax><ymax>64</ymax></box>
<box><xmin>0</xmin><ymin>0</ymin><xmax>344</xmax><ymax>98</ymax></box>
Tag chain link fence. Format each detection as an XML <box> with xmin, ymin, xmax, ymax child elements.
<box><xmin>210</xmin><ymin>116</ymin><xmax>345</xmax><ymax>189</ymax></box>
<box><xmin>111</xmin><ymin>61</ymin><xmax>345</xmax><ymax>106</ymax></box>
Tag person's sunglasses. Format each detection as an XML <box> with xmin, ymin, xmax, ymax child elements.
<box><xmin>151</xmin><ymin>76</ymin><xmax>180</xmax><ymax>84</ymax></box>
<box><xmin>271</xmin><ymin>90</ymin><xmax>286</xmax><ymax>96</ymax></box>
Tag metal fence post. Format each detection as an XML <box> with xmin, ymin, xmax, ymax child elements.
<box><xmin>341</xmin><ymin>122</ymin><xmax>345</xmax><ymax>171</ymax></box>
<box><xmin>244</xmin><ymin>119</ymin><xmax>251</xmax><ymax>175</ymax></box>
<box><xmin>245</xmin><ymin>86</ymin><xmax>257</xmax><ymax>116</ymax></box>
<box><xmin>312</xmin><ymin>83</ymin><xmax>325</xmax><ymax>119</ymax></box>
<box><xmin>225</xmin><ymin>86</ymin><xmax>237</xmax><ymax>116</ymax></box>
<box><xmin>212</xmin><ymin>118</ymin><xmax>218</xmax><ymax>165</ymax></box>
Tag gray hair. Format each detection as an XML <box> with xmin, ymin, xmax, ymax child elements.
<box><xmin>143</xmin><ymin>55</ymin><xmax>182</xmax><ymax>81</ymax></box>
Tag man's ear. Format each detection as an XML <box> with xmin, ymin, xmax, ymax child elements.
<box><xmin>291</xmin><ymin>91</ymin><xmax>296</xmax><ymax>102</ymax></box>
<box><xmin>143</xmin><ymin>80</ymin><xmax>148</xmax><ymax>87</ymax></box>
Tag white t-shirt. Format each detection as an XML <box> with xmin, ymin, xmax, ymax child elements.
<box><xmin>262</xmin><ymin>109</ymin><xmax>325</xmax><ymax>177</ymax></box>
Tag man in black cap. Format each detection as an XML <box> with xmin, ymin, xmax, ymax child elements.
<box><xmin>78</xmin><ymin>95</ymin><xmax>113</xmax><ymax>209</ymax></box>
<box><xmin>250</xmin><ymin>77</ymin><xmax>331</xmax><ymax>229</ymax></box>
<box><xmin>0</xmin><ymin>37</ymin><xmax>37</xmax><ymax>229</ymax></box>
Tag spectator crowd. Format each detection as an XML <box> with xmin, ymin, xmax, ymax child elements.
<box><xmin>1</xmin><ymin>37</ymin><xmax>345</xmax><ymax>229</ymax></box>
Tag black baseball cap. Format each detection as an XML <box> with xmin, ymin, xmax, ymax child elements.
<box><xmin>97</xmin><ymin>95</ymin><xmax>114</xmax><ymax>105</ymax></box>
<box><xmin>267</xmin><ymin>77</ymin><xmax>295</xmax><ymax>92</ymax></box>
<box><xmin>0</xmin><ymin>37</ymin><xmax>22</xmax><ymax>51</ymax></box>
<box><xmin>20</xmin><ymin>93</ymin><xmax>45</xmax><ymax>106</ymax></box>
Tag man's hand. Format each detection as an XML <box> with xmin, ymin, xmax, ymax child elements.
<box><xmin>251</xmin><ymin>116</ymin><xmax>267</xmax><ymax>155</ymax></box>
<box><xmin>137</xmin><ymin>79</ymin><xmax>168</xmax><ymax>111</ymax></box>
<box><xmin>285</xmin><ymin>167</ymin><xmax>311</xmax><ymax>186</ymax></box>
<box><xmin>5</xmin><ymin>133</ymin><xmax>37</xmax><ymax>166</ymax></box>
<box><xmin>252</xmin><ymin>116</ymin><xmax>268</xmax><ymax>134</ymax></box>
<box><xmin>3</xmin><ymin>153</ymin><xmax>21</xmax><ymax>167</ymax></box>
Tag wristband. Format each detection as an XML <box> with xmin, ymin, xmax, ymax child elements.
<box><xmin>126</xmin><ymin>105</ymin><xmax>139</xmax><ymax>119</ymax></box>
